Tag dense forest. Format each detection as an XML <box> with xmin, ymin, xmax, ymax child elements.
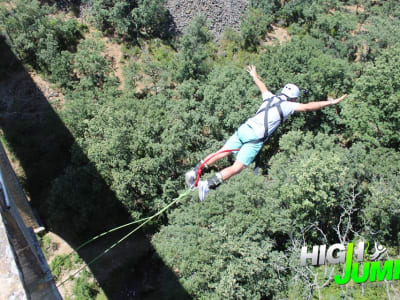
<box><xmin>1</xmin><ymin>0</ymin><xmax>400</xmax><ymax>299</ymax></box>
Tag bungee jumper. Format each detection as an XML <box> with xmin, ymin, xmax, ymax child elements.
<box><xmin>185</xmin><ymin>65</ymin><xmax>348</xmax><ymax>201</ymax></box>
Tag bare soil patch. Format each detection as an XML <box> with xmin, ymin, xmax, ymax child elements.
<box><xmin>264</xmin><ymin>25</ymin><xmax>291</xmax><ymax>46</ymax></box>
<box><xmin>344</xmin><ymin>4</ymin><xmax>365</xmax><ymax>14</ymax></box>
<box><xmin>102</xmin><ymin>39</ymin><xmax>125</xmax><ymax>90</ymax></box>
<box><xmin>45</xmin><ymin>232</ymin><xmax>78</xmax><ymax>298</ymax></box>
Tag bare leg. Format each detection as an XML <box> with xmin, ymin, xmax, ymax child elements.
<box><xmin>220</xmin><ymin>160</ymin><xmax>246</xmax><ymax>181</ymax></box>
<box><xmin>197</xmin><ymin>160</ymin><xmax>246</xmax><ymax>201</ymax></box>
<box><xmin>203</xmin><ymin>147</ymin><xmax>232</xmax><ymax>167</ymax></box>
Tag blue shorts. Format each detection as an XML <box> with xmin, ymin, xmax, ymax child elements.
<box><xmin>223</xmin><ymin>124</ymin><xmax>264</xmax><ymax>166</ymax></box>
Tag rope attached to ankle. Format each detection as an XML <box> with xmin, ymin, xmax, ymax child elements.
<box><xmin>194</xmin><ymin>149</ymin><xmax>240</xmax><ymax>187</ymax></box>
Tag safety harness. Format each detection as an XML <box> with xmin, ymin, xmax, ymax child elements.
<box><xmin>247</xmin><ymin>93</ymin><xmax>289</xmax><ymax>174</ymax></box>
<box><xmin>248</xmin><ymin>93</ymin><xmax>288</xmax><ymax>144</ymax></box>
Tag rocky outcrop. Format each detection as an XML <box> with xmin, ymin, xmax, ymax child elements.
<box><xmin>164</xmin><ymin>0</ymin><xmax>248</xmax><ymax>39</ymax></box>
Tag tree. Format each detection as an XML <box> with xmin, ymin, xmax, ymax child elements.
<box><xmin>73</xmin><ymin>38</ymin><xmax>114</xmax><ymax>90</ymax></box>
<box><xmin>108</xmin><ymin>0</ymin><xmax>133</xmax><ymax>37</ymax></box>
<box><xmin>153</xmin><ymin>171</ymin><xmax>289</xmax><ymax>299</ymax></box>
<box><xmin>342</xmin><ymin>45</ymin><xmax>400</xmax><ymax>149</ymax></box>
<box><xmin>310</xmin><ymin>11</ymin><xmax>358</xmax><ymax>59</ymax></box>
<box><xmin>84</xmin><ymin>0</ymin><xmax>168</xmax><ymax>39</ymax></box>
<box><xmin>240</xmin><ymin>8</ymin><xmax>271</xmax><ymax>51</ymax></box>
<box><xmin>0</xmin><ymin>0</ymin><xmax>54</xmax><ymax>64</ymax></box>
<box><xmin>278</xmin><ymin>0</ymin><xmax>337</xmax><ymax>26</ymax></box>
<box><xmin>153</xmin><ymin>130</ymin><xmax>400</xmax><ymax>298</ymax></box>
<box><xmin>85</xmin><ymin>0</ymin><xmax>109</xmax><ymax>31</ymax></box>
<box><xmin>0</xmin><ymin>0</ymin><xmax>83</xmax><ymax>85</ymax></box>
<box><xmin>66</xmin><ymin>92</ymin><xmax>191</xmax><ymax>220</ymax></box>
<box><xmin>173</xmin><ymin>16</ymin><xmax>213</xmax><ymax>82</ymax></box>
<box><xmin>47</xmin><ymin>163</ymin><xmax>124</xmax><ymax>235</ymax></box>
<box><xmin>249</xmin><ymin>0</ymin><xmax>281</xmax><ymax>15</ymax></box>
<box><xmin>353</xmin><ymin>145</ymin><xmax>400</xmax><ymax>244</ymax></box>
<box><xmin>131</xmin><ymin>0</ymin><xmax>168</xmax><ymax>37</ymax></box>
<box><xmin>358</xmin><ymin>16</ymin><xmax>400</xmax><ymax>61</ymax></box>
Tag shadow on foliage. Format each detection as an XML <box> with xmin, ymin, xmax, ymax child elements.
<box><xmin>0</xmin><ymin>37</ymin><xmax>191</xmax><ymax>300</ymax></box>
<box><xmin>165</xmin><ymin>8</ymin><xmax>179</xmax><ymax>37</ymax></box>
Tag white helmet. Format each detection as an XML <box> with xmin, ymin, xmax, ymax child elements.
<box><xmin>281</xmin><ymin>83</ymin><xmax>300</xmax><ymax>99</ymax></box>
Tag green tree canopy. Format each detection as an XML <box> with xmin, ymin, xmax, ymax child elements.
<box><xmin>173</xmin><ymin>16</ymin><xmax>213</xmax><ymax>83</ymax></box>
<box><xmin>83</xmin><ymin>0</ymin><xmax>168</xmax><ymax>39</ymax></box>
<box><xmin>342</xmin><ymin>45</ymin><xmax>400</xmax><ymax>148</ymax></box>
<box><xmin>0</xmin><ymin>0</ymin><xmax>83</xmax><ymax>85</ymax></box>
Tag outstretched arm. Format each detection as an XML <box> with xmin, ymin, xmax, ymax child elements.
<box><xmin>247</xmin><ymin>65</ymin><xmax>270</xmax><ymax>95</ymax></box>
<box><xmin>295</xmin><ymin>94</ymin><xmax>348</xmax><ymax>112</ymax></box>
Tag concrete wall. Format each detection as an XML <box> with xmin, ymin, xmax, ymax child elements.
<box><xmin>0</xmin><ymin>141</ymin><xmax>62</xmax><ymax>300</ymax></box>
<box><xmin>0</xmin><ymin>211</ymin><xmax>27</xmax><ymax>299</ymax></box>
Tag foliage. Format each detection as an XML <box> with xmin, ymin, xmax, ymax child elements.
<box><xmin>84</xmin><ymin>0</ymin><xmax>168</xmax><ymax>39</ymax></box>
<box><xmin>50</xmin><ymin>254</ymin><xmax>76</xmax><ymax>281</ymax></box>
<box><xmin>0</xmin><ymin>0</ymin><xmax>55</xmax><ymax>63</ymax></box>
<box><xmin>154</xmin><ymin>132</ymin><xmax>400</xmax><ymax>298</ymax></box>
<box><xmin>123</xmin><ymin>60</ymin><xmax>141</xmax><ymax>90</ymax></box>
<box><xmin>282</xmin><ymin>4</ymin><xmax>359</xmax><ymax>59</ymax></box>
<box><xmin>73</xmin><ymin>38</ymin><xmax>114</xmax><ymax>90</ymax></box>
<box><xmin>278</xmin><ymin>0</ymin><xmax>338</xmax><ymax>26</ymax></box>
<box><xmin>342</xmin><ymin>45</ymin><xmax>400</xmax><ymax>148</ymax></box>
<box><xmin>312</xmin><ymin>11</ymin><xmax>356</xmax><ymax>41</ymax></box>
<box><xmin>72</xmin><ymin>270</ymin><xmax>99</xmax><ymax>300</ymax></box>
<box><xmin>86</xmin><ymin>0</ymin><xmax>110</xmax><ymax>32</ymax></box>
<box><xmin>358</xmin><ymin>15</ymin><xmax>400</xmax><ymax>61</ymax></box>
<box><xmin>0</xmin><ymin>0</ymin><xmax>84</xmax><ymax>85</ymax></box>
<box><xmin>218</xmin><ymin>27</ymin><xmax>242</xmax><ymax>59</ymax></box>
<box><xmin>310</xmin><ymin>11</ymin><xmax>358</xmax><ymax>58</ymax></box>
<box><xmin>265</xmin><ymin>132</ymin><xmax>349</xmax><ymax>242</ymax></box>
<box><xmin>267</xmin><ymin>133</ymin><xmax>399</xmax><ymax>247</ymax></box>
<box><xmin>108</xmin><ymin>0</ymin><xmax>134</xmax><ymax>37</ymax></box>
<box><xmin>363</xmin><ymin>0</ymin><xmax>400</xmax><ymax>18</ymax></box>
<box><xmin>37</xmin><ymin>234</ymin><xmax>52</xmax><ymax>260</ymax></box>
<box><xmin>240</xmin><ymin>8</ymin><xmax>272</xmax><ymax>51</ymax></box>
<box><xmin>131</xmin><ymin>0</ymin><xmax>168</xmax><ymax>37</ymax></box>
<box><xmin>2</xmin><ymin>0</ymin><xmax>400</xmax><ymax>298</ymax></box>
<box><xmin>173</xmin><ymin>16</ymin><xmax>213</xmax><ymax>82</ymax></box>
<box><xmin>249</xmin><ymin>0</ymin><xmax>281</xmax><ymax>16</ymax></box>
<box><xmin>153</xmin><ymin>171</ymin><xmax>288</xmax><ymax>299</ymax></box>
<box><xmin>355</xmin><ymin>146</ymin><xmax>400</xmax><ymax>244</ymax></box>
<box><xmin>48</xmin><ymin>50</ymin><xmax>75</xmax><ymax>88</ymax></box>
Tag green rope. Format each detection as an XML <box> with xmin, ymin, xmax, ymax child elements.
<box><xmin>38</xmin><ymin>216</ymin><xmax>152</xmax><ymax>289</ymax></box>
<box><xmin>75</xmin><ymin>215</ymin><xmax>152</xmax><ymax>252</ymax></box>
<box><xmin>54</xmin><ymin>188</ymin><xmax>192</xmax><ymax>290</ymax></box>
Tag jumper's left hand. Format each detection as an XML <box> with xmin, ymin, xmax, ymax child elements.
<box><xmin>247</xmin><ymin>65</ymin><xmax>257</xmax><ymax>78</ymax></box>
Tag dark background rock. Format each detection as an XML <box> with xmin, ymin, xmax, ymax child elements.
<box><xmin>164</xmin><ymin>0</ymin><xmax>249</xmax><ymax>39</ymax></box>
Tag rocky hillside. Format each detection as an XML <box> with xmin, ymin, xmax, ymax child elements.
<box><xmin>164</xmin><ymin>0</ymin><xmax>248</xmax><ymax>38</ymax></box>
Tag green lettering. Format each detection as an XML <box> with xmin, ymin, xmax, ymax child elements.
<box><xmin>394</xmin><ymin>260</ymin><xmax>400</xmax><ymax>280</ymax></box>
<box><xmin>352</xmin><ymin>262</ymin><xmax>370</xmax><ymax>283</ymax></box>
<box><xmin>369</xmin><ymin>260</ymin><xmax>394</xmax><ymax>282</ymax></box>
<box><xmin>334</xmin><ymin>243</ymin><xmax>353</xmax><ymax>285</ymax></box>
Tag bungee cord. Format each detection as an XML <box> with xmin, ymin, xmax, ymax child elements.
<box><xmin>41</xmin><ymin>148</ymin><xmax>240</xmax><ymax>295</ymax></box>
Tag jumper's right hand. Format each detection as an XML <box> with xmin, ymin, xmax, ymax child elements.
<box><xmin>247</xmin><ymin>65</ymin><xmax>257</xmax><ymax>78</ymax></box>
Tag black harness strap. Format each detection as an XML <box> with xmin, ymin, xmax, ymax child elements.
<box><xmin>250</xmin><ymin>94</ymin><xmax>288</xmax><ymax>174</ymax></box>
<box><xmin>249</xmin><ymin>94</ymin><xmax>287</xmax><ymax>144</ymax></box>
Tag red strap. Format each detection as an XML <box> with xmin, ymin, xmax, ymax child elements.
<box><xmin>194</xmin><ymin>149</ymin><xmax>240</xmax><ymax>187</ymax></box>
